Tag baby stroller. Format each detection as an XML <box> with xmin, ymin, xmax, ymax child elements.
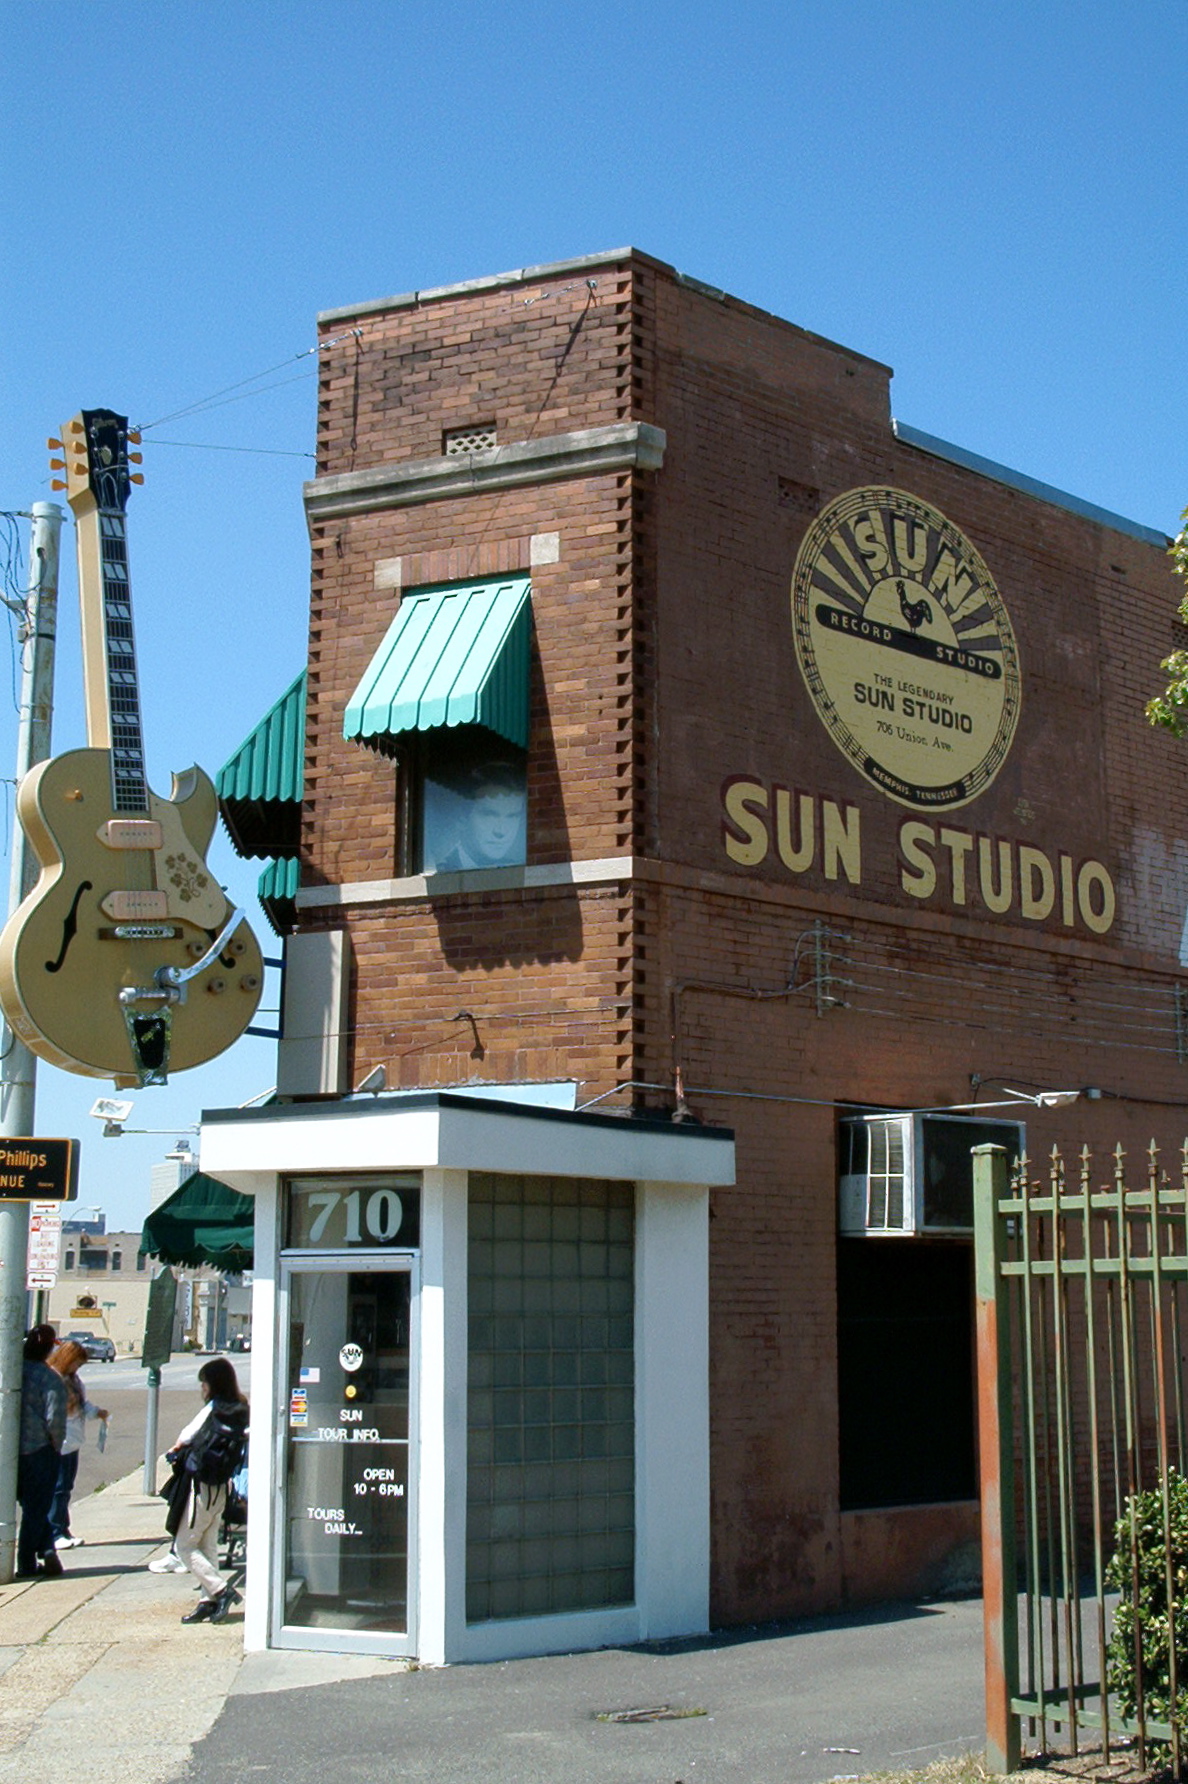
<box><xmin>220</xmin><ymin>1449</ymin><xmax>248</xmax><ymax>1578</ymax></box>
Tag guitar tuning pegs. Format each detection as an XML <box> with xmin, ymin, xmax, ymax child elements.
<box><xmin>50</xmin><ymin>481</ymin><xmax>67</xmax><ymax>492</ymax></box>
<box><xmin>129</xmin><ymin>473</ymin><xmax>145</xmax><ymax>485</ymax></box>
<box><xmin>47</xmin><ymin>437</ymin><xmax>63</xmax><ymax>450</ymax></box>
<box><xmin>49</xmin><ymin>459</ymin><xmax>65</xmax><ymax>472</ymax></box>
<box><xmin>128</xmin><ymin>452</ymin><xmax>143</xmax><ymax>465</ymax></box>
<box><xmin>67</xmin><ymin>419</ymin><xmax>84</xmax><ymax>435</ymax></box>
<box><xmin>127</xmin><ymin>430</ymin><xmax>142</xmax><ymax>445</ymax></box>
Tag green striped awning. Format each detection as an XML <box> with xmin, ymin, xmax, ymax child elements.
<box><xmin>217</xmin><ymin>671</ymin><xmax>305</xmax><ymax>859</ymax></box>
<box><xmin>258</xmin><ymin>855</ymin><xmax>299</xmax><ymax>937</ymax></box>
<box><xmin>344</xmin><ymin>577</ymin><xmax>531</xmax><ymax>751</ymax></box>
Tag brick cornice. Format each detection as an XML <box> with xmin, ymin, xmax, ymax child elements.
<box><xmin>303</xmin><ymin>423</ymin><xmax>667</xmax><ymax>525</ymax></box>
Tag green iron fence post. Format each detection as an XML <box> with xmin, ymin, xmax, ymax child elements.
<box><xmin>975</xmin><ymin>1142</ymin><xmax>1022</xmax><ymax>1773</ymax></box>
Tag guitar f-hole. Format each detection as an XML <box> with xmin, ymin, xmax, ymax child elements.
<box><xmin>45</xmin><ymin>881</ymin><xmax>93</xmax><ymax>974</ymax></box>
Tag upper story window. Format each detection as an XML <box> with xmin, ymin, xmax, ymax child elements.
<box><xmin>64</xmin><ymin>1249</ymin><xmax>75</xmax><ymax>1271</ymax></box>
<box><xmin>111</xmin><ymin>1250</ymin><xmax>122</xmax><ymax>1271</ymax></box>
<box><xmin>344</xmin><ymin>575</ymin><xmax>532</xmax><ymax>883</ymax></box>
<box><xmin>419</xmin><ymin>731</ymin><xmax>526</xmax><ymax>874</ymax></box>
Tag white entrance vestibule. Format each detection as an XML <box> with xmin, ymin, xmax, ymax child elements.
<box><xmin>200</xmin><ymin>1090</ymin><xmax>735</xmax><ymax>1664</ymax></box>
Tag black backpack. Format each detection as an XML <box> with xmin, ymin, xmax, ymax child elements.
<box><xmin>186</xmin><ymin>1400</ymin><xmax>247</xmax><ymax>1489</ymax></box>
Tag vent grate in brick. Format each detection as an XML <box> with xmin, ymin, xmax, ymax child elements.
<box><xmin>444</xmin><ymin>424</ymin><xmax>497</xmax><ymax>456</ymax></box>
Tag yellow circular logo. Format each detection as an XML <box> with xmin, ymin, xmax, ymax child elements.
<box><xmin>792</xmin><ymin>487</ymin><xmax>1021</xmax><ymax>810</ymax></box>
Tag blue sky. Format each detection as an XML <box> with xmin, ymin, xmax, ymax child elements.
<box><xmin>2</xmin><ymin>0</ymin><xmax>1186</xmax><ymax>1230</ymax></box>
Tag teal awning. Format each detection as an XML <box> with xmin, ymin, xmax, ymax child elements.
<box><xmin>344</xmin><ymin>577</ymin><xmax>531</xmax><ymax>751</ymax></box>
<box><xmin>140</xmin><ymin>1172</ymin><xmax>254</xmax><ymax>1272</ymax></box>
<box><xmin>258</xmin><ymin>855</ymin><xmax>299</xmax><ymax>937</ymax></box>
<box><xmin>217</xmin><ymin>671</ymin><xmax>306</xmax><ymax>858</ymax></box>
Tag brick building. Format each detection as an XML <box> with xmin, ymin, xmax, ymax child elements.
<box><xmin>205</xmin><ymin>248</ymin><xmax>1184</xmax><ymax>1660</ymax></box>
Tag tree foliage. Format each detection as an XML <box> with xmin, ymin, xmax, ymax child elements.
<box><xmin>1147</xmin><ymin>509</ymin><xmax>1188</xmax><ymax>736</ymax></box>
<box><xmin>1105</xmin><ymin>1470</ymin><xmax>1188</xmax><ymax>1734</ymax></box>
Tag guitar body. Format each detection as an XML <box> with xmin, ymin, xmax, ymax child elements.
<box><xmin>0</xmin><ymin>409</ymin><xmax>267</xmax><ymax>1085</ymax></box>
<box><xmin>0</xmin><ymin>748</ymin><xmax>263</xmax><ymax>1081</ymax></box>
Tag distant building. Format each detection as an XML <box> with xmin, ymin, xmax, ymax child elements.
<box><xmin>149</xmin><ymin>1139</ymin><xmax>198</xmax><ymax>1212</ymax></box>
<box><xmin>46</xmin><ymin>1228</ymin><xmax>248</xmax><ymax>1356</ymax></box>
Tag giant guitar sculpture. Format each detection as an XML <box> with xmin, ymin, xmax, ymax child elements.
<box><xmin>0</xmin><ymin>409</ymin><xmax>263</xmax><ymax>1085</ymax></box>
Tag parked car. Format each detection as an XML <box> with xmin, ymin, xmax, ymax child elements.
<box><xmin>64</xmin><ymin>1330</ymin><xmax>116</xmax><ymax>1362</ymax></box>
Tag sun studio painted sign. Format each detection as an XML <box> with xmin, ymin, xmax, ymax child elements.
<box><xmin>718</xmin><ymin>484</ymin><xmax>1117</xmax><ymax>938</ymax></box>
<box><xmin>791</xmin><ymin>486</ymin><xmax>1021</xmax><ymax>811</ymax></box>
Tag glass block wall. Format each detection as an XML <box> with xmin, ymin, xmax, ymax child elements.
<box><xmin>466</xmin><ymin>1173</ymin><xmax>635</xmax><ymax>1622</ymax></box>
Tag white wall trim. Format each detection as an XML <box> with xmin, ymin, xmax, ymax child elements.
<box><xmin>244</xmin><ymin>1177</ymin><xmax>280</xmax><ymax>1653</ymax></box>
<box><xmin>303</xmin><ymin>424</ymin><xmax>666</xmax><ymax>525</ymax></box>
<box><xmin>415</xmin><ymin>1169</ymin><xmax>448</xmax><ymax>1664</ymax></box>
<box><xmin>201</xmin><ymin>1099</ymin><xmax>735</xmax><ymax>1190</ymax></box>
<box><xmin>295</xmin><ymin>855</ymin><xmax>635</xmax><ymax>910</ymax></box>
<box><xmin>455</xmin><ymin>1604</ymin><xmax>644</xmax><ymax>1664</ymax></box>
<box><xmin>634</xmin><ymin>1181</ymin><xmax>710</xmax><ymax>1637</ymax></box>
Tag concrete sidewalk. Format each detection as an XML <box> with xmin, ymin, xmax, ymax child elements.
<box><xmin>0</xmin><ymin>1469</ymin><xmax>403</xmax><ymax>1784</ymax></box>
<box><xmin>0</xmin><ymin>1467</ymin><xmax>992</xmax><ymax>1784</ymax></box>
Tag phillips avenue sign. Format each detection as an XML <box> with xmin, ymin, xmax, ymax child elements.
<box><xmin>0</xmin><ymin>1138</ymin><xmax>79</xmax><ymax>1201</ymax></box>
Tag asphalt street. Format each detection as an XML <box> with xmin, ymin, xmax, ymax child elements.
<box><xmin>71</xmin><ymin>1356</ymin><xmax>252</xmax><ymax>1499</ymax></box>
<box><xmin>178</xmin><ymin>1597</ymin><xmax>986</xmax><ymax>1784</ymax></box>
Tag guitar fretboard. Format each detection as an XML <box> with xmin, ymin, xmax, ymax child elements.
<box><xmin>98</xmin><ymin>510</ymin><xmax>148</xmax><ymax>815</ymax></box>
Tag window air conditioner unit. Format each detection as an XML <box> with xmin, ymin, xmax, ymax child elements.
<box><xmin>837</xmin><ymin>1112</ymin><xmax>1024</xmax><ymax>1236</ymax></box>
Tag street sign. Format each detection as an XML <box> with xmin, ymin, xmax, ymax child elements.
<box><xmin>26</xmin><ymin>1200</ymin><xmax>62</xmax><ymax>1290</ymax></box>
<box><xmin>0</xmin><ymin>1138</ymin><xmax>78</xmax><ymax>1202</ymax></box>
<box><xmin>142</xmin><ymin>1268</ymin><xmax>177</xmax><ymax>1372</ymax></box>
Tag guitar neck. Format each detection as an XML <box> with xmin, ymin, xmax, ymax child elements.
<box><xmin>97</xmin><ymin>509</ymin><xmax>149</xmax><ymax>814</ymax></box>
<box><xmin>67</xmin><ymin>410</ymin><xmax>149</xmax><ymax>816</ymax></box>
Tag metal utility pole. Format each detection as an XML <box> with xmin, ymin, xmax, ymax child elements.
<box><xmin>0</xmin><ymin>501</ymin><xmax>64</xmax><ymax>1583</ymax></box>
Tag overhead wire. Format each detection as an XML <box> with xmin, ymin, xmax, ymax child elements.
<box><xmin>148</xmin><ymin>439</ymin><xmax>316</xmax><ymax>460</ymax></box>
<box><xmin>136</xmin><ymin>327</ymin><xmax>362</xmax><ymax>433</ymax></box>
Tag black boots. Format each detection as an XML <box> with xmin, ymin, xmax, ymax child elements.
<box><xmin>182</xmin><ymin>1583</ymin><xmax>241</xmax><ymax>1625</ymax></box>
<box><xmin>209</xmin><ymin>1584</ymin><xmax>242</xmax><ymax>1624</ymax></box>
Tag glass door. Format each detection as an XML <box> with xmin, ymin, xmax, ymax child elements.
<box><xmin>275</xmin><ymin>1257</ymin><xmax>417</xmax><ymax>1652</ymax></box>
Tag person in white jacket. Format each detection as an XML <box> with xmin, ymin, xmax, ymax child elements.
<box><xmin>46</xmin><ymin>1341</ymin><xmax>107</xmax><ymax>1552</ymax></box>
<box><xmin>167</xmin><ymin>1357</ymin><xmax>248</xmax><ymax>1625</ymax></box>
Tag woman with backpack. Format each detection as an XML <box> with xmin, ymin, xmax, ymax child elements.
<box><xmin>167</xmin><ymin>1357</ymin><xmax>249</xmax><ymax>1625</ymax></box>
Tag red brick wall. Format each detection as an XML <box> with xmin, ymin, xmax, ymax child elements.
<box><xmin>293</xmin><ymin>249</ymin><xmax>1185</xmax><ymax>1624</ymax></box>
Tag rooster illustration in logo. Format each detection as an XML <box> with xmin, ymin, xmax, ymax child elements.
<box><xmin>896</xmin><ymin>578</ymin><xmax>933</xmax><ymax>634</ymax></box>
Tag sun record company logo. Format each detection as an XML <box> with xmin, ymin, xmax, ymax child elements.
<box><xmin>791</xmin><ymin>486</ymin><xmax>1021</xmax><ymax>810</ymax></box>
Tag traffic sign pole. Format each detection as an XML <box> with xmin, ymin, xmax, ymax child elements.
<box><xmin>0</xmin><ymin>502</ymin><xmax>63</xmax><ymax>1584</ymax></box>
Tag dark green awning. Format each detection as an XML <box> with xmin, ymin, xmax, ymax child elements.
<box><xmin>344</xmin><ymin>576</ymin><xmax>530</xmax><ymax>751</ymax></box>
<box><xmin>140</xmin><ymin>1172</ymin><xmax>254</xmax><ymax>1272</ymax></box>
<box><xmin>217</xmin><ymin>671</ymin><xmax>306</xmax><ymax>858</ymax></box>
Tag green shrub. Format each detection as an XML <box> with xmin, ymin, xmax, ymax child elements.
<box><xmin>1106</xmin><ymin>1469</ymin><xmax>1188</xmax><ymax>1733</ymax></box>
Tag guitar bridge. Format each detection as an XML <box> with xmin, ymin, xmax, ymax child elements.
<box><xmin>103</xmin><ymin>924</ymin><xmax>180</xmax><ymax>941</ymax></box>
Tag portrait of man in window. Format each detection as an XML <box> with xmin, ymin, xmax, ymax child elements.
<box><xmin>421</xmin><ymin>748</ymin><xmax>527</xmax><ymax>874</ymax></box>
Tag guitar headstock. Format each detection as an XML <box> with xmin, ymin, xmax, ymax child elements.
<box><xmin>49</xmin><ymin>410</ymin><xmax>143</xmax><ymax>514</ymax></box>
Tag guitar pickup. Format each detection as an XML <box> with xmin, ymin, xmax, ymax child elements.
<box><xmin>99</xmin><ymin>818</ymin><xmax>163</xmax><ymax>849</ymax></box>
<box><xmin>100</xmin><ymin>890</ymin><xmax>169</xmax><ymax>920</ymax></box>
<box><xmin>101</xmin><ymin>924</ymin><xmax>181</xmax><ymax>941</ymax></box>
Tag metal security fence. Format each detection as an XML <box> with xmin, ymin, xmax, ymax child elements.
<box><xmin>975</xmin><ymin>1142</ymin><xmax>1188</xmax><ymax>1776</ymax></box>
